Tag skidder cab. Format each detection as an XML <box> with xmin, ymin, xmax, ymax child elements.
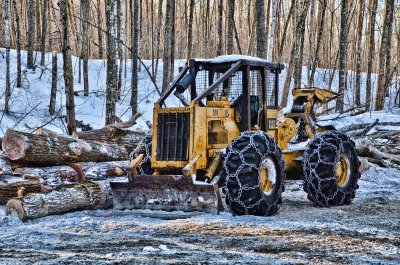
<box><xmin>111</xmin><ymin>55</ymin><xmax>361</xmax><ymax>216</ymax></box>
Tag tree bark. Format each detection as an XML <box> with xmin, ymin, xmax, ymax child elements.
<box><xmin>5</xmin><ymin>181</ymin><xmax>113</xmax><ymax>221</ymax></box>
<box><xmin>186</xmin><ymin>0</ymin><xmax>195</xmax><ymax>60</ymax></box>
<box><xmin>278</xmin><ymin>0</ymin><xmax>295</xmax><ymax>59</ymax></box>
<box><xmin>2</xmin><ymin>129</ymin><xmax>129</xmax><ymax>166</ymax></box>
<box><xmin>365</xmin><ymin>0</ymin><xmax>378</xmax><ymax>111</ymax></box>
<box><xmin>27</xmin><ymin>0</ymin><xmax>35</xmax><ymax>69</ymax></box>
<box><xmin>309</xmin><ymin>0</ymin><xmax>327</xmax><ymax>85</ymax></box>
<box><xmin>97</xmin><ymin>0</ymin><xmax>104</xmax><ymax>58</ymax></box>
<box><xmin>217</xmin><ymin>0</ymin><xmax>223</xmax><ymax>56</ymax></box>
<box><xmin>81</xmin><ymin>0</ymin><xmax>90</xmax><ymax>96</ymax></box>
<box><xmin>4</xmin><ymin>0</ymin><xmax>11</xmax><ymax>114</ymax></box>
<box><xmin>162</xmin><ymin>0</ymin><xmax>175</xmax><ymax>91</ymax></box>
<box><xmin>336</xmin><ymin>0</ymin><xmax>348</xmax><ymax>112</ymax></box>
<box><xmin>267</xmin><ymin>0</ymin><xmax>278</xmax><ymax>61</ymax></box>
<box><xmin>226</xmin><ymin>0</ymin><xmax>235</xmax><ymax>54</ymax></box>
<box><xmin>59</xmin><ymin>0</ymin><xmax>76</xmax><ymax>135</ymax></box>
<box><xmin>105</xmin><ymin>0</ymin><xmax>117</xmax><ymax>125</ymax></box>
<box><xmin>0</xmin><ymin>175</ymin><xmax>42</xmax><ymax>204</ymax></box>
<box><xmin>131</xmin><ymin>0</ymin><xmax>139</xmax><ymax>114</ymax></box>
<box><xmin>40</xmin><ymin>0</ymin><xmax>47</xmax><ymax>66</ymax></box>
<box><xmin>49</xmin><ymin>51</ymin><xmax>57</xmax><ymax>115</ymax></box>
<box><xmin>256</xmin><ymin>0</ymin><xmax>266</xmax><ymax>58</ymax></box>
<box><xmin>14</xmin><ymin>161</ymin><xmax>130</xmax><ymax>182</ymax></box>
<box><xmin>13</xmin><ymin>0</ymin><xmax>22</xmax><ymax>88</ymax></box>
<box><xmin>355</xmin><ymin>0</ymin><xmax>364</xmax><ymax>106</ymax></box>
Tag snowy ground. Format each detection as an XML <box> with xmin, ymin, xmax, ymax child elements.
<box><xmin>0</xmin><ymin>166</ymin><xmax>399</xmax><ymax>264</ymax></box>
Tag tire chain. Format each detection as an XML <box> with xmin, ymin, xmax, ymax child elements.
<box><xmin>302</xmin><ymin>130</ymin><xmax>360</xmax><ymax>206</ymax></box>
<box><xmin>222</xmin><ymin>131</ymin><xmax>284</xmax><ymax>215</ymax></box>
<box><xmin>129</xmin><ymin>135</ymin><xmax>152</xmax><ymax>175</ymax></box>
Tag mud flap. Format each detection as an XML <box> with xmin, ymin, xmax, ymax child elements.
<box><xmin>110</xmin><ymin>175</ymin><xmax>218</xmax><ymax>213</ymax></box>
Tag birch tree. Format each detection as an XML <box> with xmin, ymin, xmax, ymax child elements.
<box><xmin>336</xmin><ymin>0</ymin><xmax>348</xmax><ymax>112</ymax></box>
<box><xmin>59</xmin><ymin>0</ymin><xmax>76</xmax><ymax>135</ymax></box>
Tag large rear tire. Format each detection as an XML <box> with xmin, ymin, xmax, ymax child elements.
<box><xmin>222</xmin><ymin>131</ymin><xmax>285</xmax><ymax>216</ymax></box>
<box><xmin>302</xmin><ymin>130</ymin><xmax>360</xmax><ymax>206</ymax></box>
<box><xmin>130</xmin><ymin>135</ymin><xmax>154</xmax><ymax>175</ymax></box>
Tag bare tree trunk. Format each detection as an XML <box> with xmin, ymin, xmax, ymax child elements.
<box><xmin>256</xmin><ymin>0</ymin><xmax>266</xmax><ymax>58</ymax></box>
<box><xmin>40</xmin><ymin>0</ymin><xmax>47</xmax><ymax>66</ymax></box>
<box><xmin>336</xmin><ymin>0</ymin><xmax>348</xmax><ymax>112</ymax></box>
<box><xmin>131</xmin><ymin>0</ymin><xmax>139</xmax><ymax>115</ymax></box>
<box><xmin>267</xmin><ymin>0</ymin><xmax>278</xmax><ymax>61</ymax></box>
<box><xmin>154</xmin><ymin>0</ymin><xmax>163</xmax><ymax>82</ymax></box>
<box><xmin>105</xmin><ymin>0</ymin><xmax>117</xmax><ymax>125</ymax></box>
<box><xmin>13</xmin><ymin>0</ymin><xmax>22</xmax><ymax>88</ymax></box>
<box><xmin>4</xmin><ymin>0</ymin><xmax>11</xmax><ymax>114</ymax></box>
<box><xmin>374</xmin><ymin>0</ymin><xmax>394</xmax><ymax>111</ymax></box>
<box><xmin>217</xmin><ymin>0</ymin><xmax>223</xmax><ymax>56</ymax></box>
<box><xmin>49</xmin><ymin>51</ymin><xmax>57</xmax><ymax>115</ymax></box>
<box><xmin>309</xmin><ymin>0</ymin><xmax>327</xmax><ymax>85</ymax></box>
<box><xmin>293</xmin><ymin>0</ymin><xmax>310</xmax><ymax>88</ymax></box>
<box><xmin>355</xmin><ymin>0</ymin><xmax>364</xmax><ymax>106</ymax></box>
<box><xmin>226</xmin><ymin>0</ymin><xmax>235</xmax><ymax>54</ymax></box>
<box><xmin>365</xmin><ymin>0</ymin><xmax>378</xmax><ymax>111</ymax></box>
<box><xmin>118</xmin><ymin>0</ymin><xmax>125</xmax><ymax>100</ymax></box>
<box><xmin>162</xmin><ymin>0</ymin><xmax>175</xmax><ymax>91</ymax></box>
<box><xmin>186</xmin><ymin>0</ymin><xmax>195</xmax><ymax>60</ymax></box>
<box><xmin>97</xmin><ymin>0</ymin><xmax>104</xmax><ymax>58</ymax></box>
<box><xmin>278</xmin><ymin>0</ymin><xmax>295</xmax><ymax>59</ymax></box>
<box><xmin>27</xmin><ymin>0</ymin><xmax>35</xmax><ymax>69</ymax></box>
<box><xmin>81</xmin><ymin>0</ymin><xmax>90</xmax><ymax>96</ymax></box>
<box><xmin>59</xmin><ymin>0</ymin><xmax>76</xmax><ymax>135</ymax></box>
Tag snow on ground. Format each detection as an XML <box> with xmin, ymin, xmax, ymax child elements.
<box><xmin>0</xmin><ymin>166</ymin><xmax>399</xmax><ymax>264</ymax></box>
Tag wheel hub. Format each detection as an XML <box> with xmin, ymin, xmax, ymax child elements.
<box><xmin>259</xmin><ymin>156</ymin><xmax>277</xmax><ymax>195</ymax></box>
<box><xmin>335</xmin><ymin>154</ymin><xmax>351</xmax><ymax>187</ymax></box>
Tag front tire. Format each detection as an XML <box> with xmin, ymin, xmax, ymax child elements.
<box><xmin>222</xmin><ymin>131</ymin><xmax>285</xmax><ymax>216</ymax></box>
<box><xmin>302</xmin><ymin>131</ymin><xmax>361</xmax><ymax>206</ymax></box>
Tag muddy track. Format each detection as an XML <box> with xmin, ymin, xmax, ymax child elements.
<box><xmin>0</xmin><ymin>167</ymin><xmax>399</xmax><ymax>264</ymax></box>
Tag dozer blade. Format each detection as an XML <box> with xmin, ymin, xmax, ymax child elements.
<box><xmin>110</xmin><ymin>175</ymin><xmax>218</xmax><ymax>213</ymax></box>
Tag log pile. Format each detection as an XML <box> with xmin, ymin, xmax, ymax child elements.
<box><xmin>0</xmin><ymin>127</ymin><xmax>146</xmax><ymax>221</ymax></box>
<box><xmin>339</xmin><ymin>119</ymin><xmax>400</xmax><ymax>169</ymax></box>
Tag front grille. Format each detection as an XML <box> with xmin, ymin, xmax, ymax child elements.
<box><xmin>156</xmin><ymin>112</ymin><xmax>190</xmax><ymax>161</ymax></box>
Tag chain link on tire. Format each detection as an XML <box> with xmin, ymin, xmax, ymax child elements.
<box><xmin>302</xmin><ymin>130</ymin><xmax>361</xmax><ymax>206</ymax></box>
<box><xmin>221</xmin><ymin>131</ymin><xmax>286</xmax><ymax>216</ymax></box>
<box><xmin>129</xmin><ymin>135</ymin><xmax>154</xmax><ymax>175</ymax></box>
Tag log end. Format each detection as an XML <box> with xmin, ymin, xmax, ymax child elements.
<box><xmin>5</xmin><ymin>199</ymin><xmax>27</xmax><ymax>222</ymax></box>
<box><xmin>2</xmin><ymin>130</ymin><xmax>26</xmax><ymax>161</ymax></box>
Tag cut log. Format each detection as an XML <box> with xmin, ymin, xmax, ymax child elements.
<box><xmin>355</xmin><ymin>138</ymin><xmax>400</xmax><ymax>165</ymax></box>
<box><xmin>77</xmin><ymin>127</ymin><xmax>146</xmax><ymax>154</ymax></box>
<box><xmin>5</xmin><ymin>180</ymin><xmax>113</xmax><ymax>221</ymax></box>
<box><xmin>2</xmin><ymin>129</ymin><xmax>129</xmax><ymax>166</ymax></box>
<box><xmin>14</xmin><ymin>161</ymin><xmax>130</xmax><ymax>182</ymax></box>
<box><xmin>0</xmin><ymin>175</ymin><xmax>42</xmax><ymax>204</ymax></box>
